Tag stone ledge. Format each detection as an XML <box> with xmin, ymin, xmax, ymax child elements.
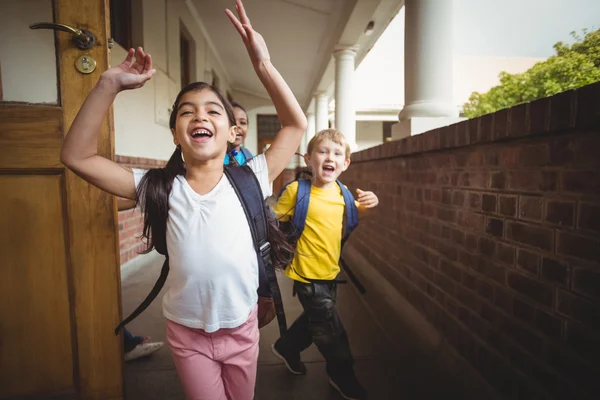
<box><xmin>352</xmin><ymin>82</ymin><xmax>600</xmax><ymax>163</ymax></box>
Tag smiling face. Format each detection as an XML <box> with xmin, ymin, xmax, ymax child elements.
<box><xmin>171</xmin><ymin>87</ymin><xmax>236</xmax><ymax>162</ymax></box>
<box><xmin>306</xmin><ymin>138</ymin><xmax>351</xmax><ymax>186</ymax></box>
<box><xmin>232</xmin><ymin>106</ymin><xmax>248</xmax><ymax>148</ymax></box>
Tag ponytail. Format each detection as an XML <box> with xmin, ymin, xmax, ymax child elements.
<box><xmin>136</xmin><ymin>146</ymin><xmax>185</xmax><ymax>255</ymax></box>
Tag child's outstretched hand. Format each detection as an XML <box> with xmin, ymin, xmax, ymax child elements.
<box><xmin>225</xmin><ymin>0</ymin><xmax>270</xmax><ymax>67</ymax></box>
<box><xmin>101</xmin><ymin>47</ymin><xmax>155</xmax><ymax>92</ymax></box>
<box><xmin>356</xmin><ymin>188</ymin><xmax>379</xmax><ymax>209</ymax></box>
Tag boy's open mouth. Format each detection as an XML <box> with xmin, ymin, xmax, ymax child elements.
<box><xmin>323</xmin><ymin>165</ymin><xmax>335</xmax><ymax>174</ymax></box>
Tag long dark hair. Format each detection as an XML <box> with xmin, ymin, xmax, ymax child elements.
<box><xmin>136</xmin><ymin>82</ymin><xmax>293</xmax><ymax>269</ymax></box>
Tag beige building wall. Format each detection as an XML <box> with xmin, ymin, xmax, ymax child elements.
<box><xmin>113</xmin><ymin>0</ymin><xmax>233</xmax><ymax>160</ymax></box>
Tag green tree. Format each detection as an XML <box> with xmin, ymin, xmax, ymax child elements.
<box><xmin>463</xmin><ymin>29</ymin><xmax>600</xmax><ymax>118</ymax></box>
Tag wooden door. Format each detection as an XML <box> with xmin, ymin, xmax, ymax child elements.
<box><xmin>0</xmin><ymin>1</ymin><xmax>123</xmax><ymax>399</ymax></box>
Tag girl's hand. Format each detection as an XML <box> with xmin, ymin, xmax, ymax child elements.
<box><xmin>225</xmin><ymin>0</ymin><xmax>271</xmax><ymax>66</ymax></box>
<box><xmin>356</xmin><ymin>188</ymin><xmax>379</xmax><ymax>209</ymax></box>
<box><xmin>101</xmin><ymin>47</ymin><xmax>155</xmax><ymax>92</ymax></box>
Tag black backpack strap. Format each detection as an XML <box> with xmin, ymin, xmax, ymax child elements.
<box><xmin>224</xmin><ymin>165</ymin><xmax>287</xmax><ymax>337</ymax></box>
<box><xmin>115</xmin><ymin>257</ymin><xmax>170</xmax><ymax>335</ymax></box>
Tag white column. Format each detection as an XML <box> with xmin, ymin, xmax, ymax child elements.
<box><xmin>305</xmin><ymin>112</ymin><xmax>315</xmax><ymax>150</ymax></box>
<box><xmin>314</xmin><ymin>92</ymin><xmax>330</xmax><ymax>132</ymax></box>
<box><xmin>393</xmin><ymin>0</ymin><xmax>462</xmax><ymax>139</ymax></box>
<box><xmin>333</xmin><ymin>46</ymin><xmax>358</xmax><ymax>149</ymax></box>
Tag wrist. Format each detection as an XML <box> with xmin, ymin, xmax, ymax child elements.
<box><xmin>254</xmin><ymin>59</ymin><xmax>273</xmax><ymax>73</ymax></box>
<box><xmin>97</xmin><ymin>74</ymin><xmax>121</xmax><ymax>95</ymax></box>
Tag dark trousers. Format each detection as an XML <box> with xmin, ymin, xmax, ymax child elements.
<box><xmin>277</xmin><ymin>280</ymin><xmax>354</xmax><ymax>378</ymax></box>
<box><xmin>124</xmin><ymin>328</ymin><xmax>143</xmax><ymax>353</ymax></box>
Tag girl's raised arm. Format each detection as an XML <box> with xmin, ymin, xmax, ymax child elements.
<box><xmin>60</xmin><ymin>47</ymin><xmax>155</xmax><ymax>199</ymax></box>
<box><xmin>226</xmin><ymin>0</ymin><xmax>307</xmax><ymax>182</ymax></box>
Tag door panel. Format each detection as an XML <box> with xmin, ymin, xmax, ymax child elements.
<box><xmin>0</xmin><ymin>1</ymin><xmax>123</xmax><ymax>399</ymax></box>
<box><xmin>0</xmin><ymin>175</ymin><xmax>74</xmax><ymax>398</ymax></box>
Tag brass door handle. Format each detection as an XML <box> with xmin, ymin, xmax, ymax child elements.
<box><xmin>29</xmin><ymin>22</ymin><xmax>96</xmax><ymax>50</ymax></box>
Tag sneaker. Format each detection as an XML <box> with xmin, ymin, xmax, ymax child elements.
<box><xmin>124</xmin><ymin>341</ymin><xmax>164</xmax><ymax>362</ymax></box>
<box><xmin>329</xmin><ymin>375</ymin><xmax>367</xmax><ymax>400</ymax></box>
<box><xmin>270</xmin><ymin>341</ymin><xmax>307</xmax><ymax>375</ymax></box>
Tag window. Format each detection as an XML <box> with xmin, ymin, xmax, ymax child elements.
<box><xmin>110</xmin><ymin>0</ymin><xmax>132</xmax><ymax>49</ymax></box>
<box><xmin>383</xmin><ymin>121</ymin><xmax>395</xmax><ymax>142</ymax></box>
<box><xmin>180</xmin><ymin>23</ymin><xmax>195</xmax><ymax>88</ymax></box>
<box><xmin>257</xmin><ymin>114</ymin><xmax>281</xmax><ymax>139</ymax></box>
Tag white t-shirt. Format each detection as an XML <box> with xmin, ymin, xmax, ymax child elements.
<box><xmin>133</xmin><ymin>155</ymin><xmax>272</xmax><ymax>332</ymax></box>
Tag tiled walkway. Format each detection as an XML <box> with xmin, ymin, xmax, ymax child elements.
<box><xmin>122</xmin><ymin>253</ymin><xmax>495</xmax><ymax>399</ymax></box>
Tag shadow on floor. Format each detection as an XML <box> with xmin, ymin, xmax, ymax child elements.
<box><xmin>122</xmin><ymin>253</ymin><xmax>493</xmax><ymax>400</ymax></box>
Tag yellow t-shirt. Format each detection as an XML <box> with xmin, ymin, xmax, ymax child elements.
<box><xmin>273</xmin><ymin>181</ymin><xmax>358</xmax><ymax>283</ymax></box>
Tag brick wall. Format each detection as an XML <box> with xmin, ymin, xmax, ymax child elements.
<box><xmin>339</xmin><ymin>83</ymin><xmax>600</xmax><ymax>399</ymax></box>
<box><xmin>115</xmin><ymin>155</ymin><xmax>167</xmax><ymax>265</ymax></box>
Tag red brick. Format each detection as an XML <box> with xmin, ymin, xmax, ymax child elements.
<box><xmin>508</xmin><ymin>170</ymin><xmax>557</xmax><ymax>192</ymax></box>
<box><xmin>534</xmin><ymin>309</ymin><xmax>562</xmax><ymax>339</ymax></box>
<box><xmin>541</xmin><ymin>257</ymin><xmax>570</xmax><ymax>287</ymax></box>
<box><xmin>486</xmin><ymin>217</ymin><xmax>504</xmax><ymax>237</ymax></box>
<box><xmin>479</xmin><ymin>259</ymin><xmax>506</xmax><ymax>284</ymax></box>
<box><xmin>529</xmin><ymin>96</ymin><xmax>550</xmax><ymax>134</ymax></box>
<box><xmin>575</xmin><ymin>82</ymin><xmax>600</xmax><ymax>129</ymax></box>
<box><xmin>507</xmin><ymin>271</ymin><xmax>554</xmax><ymax>307</ymax></box>
<box><xmin>496</xmin><ymin>242</ymin><xmax>515</xmax><ymax>266</ymax></box>
<box><xmin>564</xmin><ymin>320</ymin><xmax>600</xmax><ymax>365</ymax></box>
<box><xmin>513</xmin><ymin>298</ymin><xmax>535</xmax><ymax>323</ymax></box>
<box><xmin>440</xmin><ymin>259</ymin><xmax>462</xmax><ymax>282</ymax></box>
<box><xmin>490</xmin><ymin>171</ymin><xmax>506</xmax><ymax>189</ymax></box>
<box><xmin>547</xmin><ymin>344</ymin><xmax>600</xmax><ymax>396</ymax></box>
<box><xmin>519</xmin><ymin>196</ymin><xmax>544</xmax><ymax>221</ymax></box>
<box><xmin>508</xmin><ymin>103</ymin><xmax>529</xmax><ymax>138</ymax></box>
<box><xmin>572</xmin><ymin>267</ymin><xmax>600</xmax><ymax>302</ymax></box>
<box><xmin>545</xmin><ymin>200</ymin><xmax>575</xmax><ymax>227</ymax></box>
<box><xmin>478</xmin><ymin>237</ymin><xmax>496</xmax><ymax>257</ymax></box>
<box><xmin>556</xmin><ymin>231</ymin><xmax>600</xmax><ymax>263</ymax></box>
<box><xmin>493</xmin><ymin>109</ymin><xmax>509</xmax><ymax>140</ymax></box>
<box><xmin>457</xmin><ymin>211</ymin><xmax>485</xmax><ymax>231</ymax></box>
<box><xmin>549</xmin><ymin>89</ymin><xmax>576</xmax><ymax>131</ymax></box>
<box><xmin>460</xmin><ymin>171</ymin><xmax>489</xmax><ymax>189</ymax></box>
<box><xmin>467</xmin><ymin>118</ymin><xmax>480</xmax><ymax>144</ymax></box>
<box><xmin>578</xmin><ymin>202</ymin><xmax>600</xmax><ymax>233</ymax></box>
<box><xmin>562</xmin><ymin>170</ymin><xmax>600</xmax><ymax>194</ymax></box>
<box><xmin>476</xmin><ymin>278</ymin><xmax>494</xmax><ymax>302</ymax></box>
<box><xmin>506</xmin><ymin>221</ymin><xmax>554</xmax><ymax>251</ymax></box>
<box><xmin>457</xmin><ymin>287</ymin><xmax>482</xmax><ymax>314</ymax></box>
<box><xmin>494</xmin><ymin>287</ymin><xmax>514</xmax><ymax>314</ymax></box>
<box><xmin>482</xmin><ymin>194</ymin><xmax>497</xmax><ymax>213</ymax></box>
<box><xmin>468</xmin><ymin>192</ymin><xmax>481</xmax><ymax>210</ymax></box>
<box><xmin>516</xmin><ymin>248</ymin><xmax>540</xmax><ymax>275</ymax></box>
<box><xmin>557</xmin><ymin>290</ymin><xmax>600</xmax><ymax>330</ymax></box>
<box><xmin>452</xmin><ymin>191</ymin><xmax>466</xmax><ymax>207</ymax></box>
<box><xmin>518</xmin><ymin>144</ymin><xmax>550</xmax><ymax>167</ymax></box>
<box><xmin>478</xmin><ymin>113</ymin><xmax>494</xmax><ymax>142</ymax></box>
<box><xmin>498</xmin><ymin>195</ymin><xmax>517</xmax><ymax>217</ymax></box>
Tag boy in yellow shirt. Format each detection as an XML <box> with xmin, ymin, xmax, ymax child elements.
<box><xmin>271</xmin><ymin>129</ymin><xmax>378</xmax><ymax>400</ymax></box>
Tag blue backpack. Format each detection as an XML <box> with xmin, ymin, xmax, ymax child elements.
<box><xmin>280</xmin><ymin>179</ymin><xmax>366</xmax><ymax>293</ymax></box>
<box><xmin>226</xmin><ymin>147</ymin><xmax>254</xmax><ymax>166</ymax></box>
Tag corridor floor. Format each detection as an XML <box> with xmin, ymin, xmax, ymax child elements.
<box><xmin>122</xmin><ymin>253</ymin><xmax>495</xmax><ymax>400</ymax></box>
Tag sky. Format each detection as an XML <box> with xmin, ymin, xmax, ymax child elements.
<box><xmin>454</xmin><ymin>0</ymin><xmax>600</xmax><ymax>57</ymax></box>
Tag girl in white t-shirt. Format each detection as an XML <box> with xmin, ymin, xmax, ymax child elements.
<box><xmin>60</xmin><ymin>1</ymin><xmax>307</xmax><ymax>399</ymax></box>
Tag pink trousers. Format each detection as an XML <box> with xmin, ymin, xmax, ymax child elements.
<box><xmin>166</xmin><ymin>307</ymin><xmax>259</xmax><ymax>400</ymax></box>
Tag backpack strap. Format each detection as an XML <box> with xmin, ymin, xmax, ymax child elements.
<box><xmin>224</xmin><ymin>165</ymin><xmax>287</xmax><ymax>337</ymax></box>
<box><xmin>290</xmin><ymin>179</ymin><xmax>311</xmax><ymax>236</ymax></box>
<box><xmin>115</xmin><ymin>257</ymin><xmax>170</xmax><ymax>334</ymax></box>
<box><xmin>240</xmin><ymin>147</ymin><xmax>254</xmax><ymax>162</ymax></box>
